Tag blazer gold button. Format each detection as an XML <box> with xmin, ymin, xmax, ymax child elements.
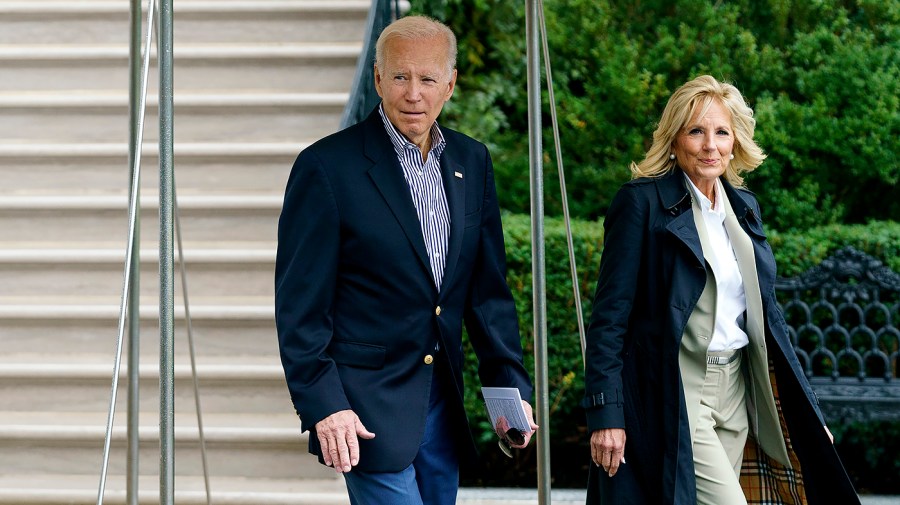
<box><xmin>424</xmin><ymin>355</ymin><xmax>434</xmax><ymax>365</ymax></box>
<box><xmin>435</xmin><ymin>306</ymin><xmax>442</xmax><ymax>316</ymax></box>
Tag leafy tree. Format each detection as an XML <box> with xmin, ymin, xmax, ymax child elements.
<box><xmin>751</xmin><ymin>1</ymin><xmax>900</xmax><ymax>230</ymax></box>
<box><xmin>410</xmin><ymin>0</ymin><xmax>900</xmax><ymax>231</ymax></box>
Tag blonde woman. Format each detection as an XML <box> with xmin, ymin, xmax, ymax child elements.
<box><xmin>582</xmin><ymin>75</ymin><xmax>858</xmax><ymax>504</ymax></box>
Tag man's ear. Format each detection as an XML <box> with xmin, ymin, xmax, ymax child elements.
<box><xmin>373</xmin><ymin>64</ymin><xmax>384</xmax><ymax>98</ymax></box>
<box><xmin>445</xmin><ymin>68</ymin><xmax>458</xmax><ymax>101</ymax></box>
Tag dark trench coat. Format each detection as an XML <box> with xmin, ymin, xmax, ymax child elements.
<box><xmin>582</xmin><ymin>169</ymin><xmax>858</xmax><ymax>504</ymax></box>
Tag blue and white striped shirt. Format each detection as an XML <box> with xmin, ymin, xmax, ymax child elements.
<box><xmin>378</xmin><ymin>105</ymin><xmax>451</xmax><ymax>290</ymax></box>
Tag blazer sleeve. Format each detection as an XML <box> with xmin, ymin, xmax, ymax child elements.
<box><xmin>463</xmin><ymin>146</ymin><xmax>534</xmax><ymax>399</ymax></box>
<box><xmin>583</xmin><ymin>184</ymin><xmax>647</xmax><ymax>432</ymax></box>
<box><xmin>274</xmin><ymin>148</ymin><xmax>351</xmax><ymax>430</ymax></box>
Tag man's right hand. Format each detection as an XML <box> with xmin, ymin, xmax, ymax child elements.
<box><xmin>590</xmin><ymin>428</ymin><xmax>626</xmax><ymax>477</ymax></box>
<box><xmin>315</xmin><ymin>409</ymin><xmax>376</xmax><ymax>473</ymax></box>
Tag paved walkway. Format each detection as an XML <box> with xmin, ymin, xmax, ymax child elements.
<box><xmin>458</xmin><ymin>488</ymin><xmax>583</xmax><ymax>504</ymax></box>
<box><xmin>457</xmin><ymin>488</ymin><xmax>899</xmax><ymax>504</ymax></box>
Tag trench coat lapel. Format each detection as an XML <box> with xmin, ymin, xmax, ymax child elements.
<box><xmin>721</xmin><ymin>187</ymin><xmax>792</xmax><ymax>467</ymax></box>
<box><xmin>658</xmin><ymin>174</ymin><xmax>705</xmax><ymax>268</ymax></box>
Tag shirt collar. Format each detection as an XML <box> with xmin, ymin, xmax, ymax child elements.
<box><xmin>378</xmin><ymin>103</ymin><xmax>446</xmax><ymax>160</ymax></box>
<box><xmin>684</xmin><ymin>173</ymin><xmax>725</xmax><ymax>217</ymax></box>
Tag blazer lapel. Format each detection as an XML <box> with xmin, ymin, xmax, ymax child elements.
<box><xmin>678</xmin><ymin>191</ymin><xmax>718</xmax><ymax>443</ymax></box>
<box><xmin>438</xmin><ymin>148</ymin><xmax>465</xmax><ymax>295</ymax></box>
<box><xmin>363</xmin><ymin>114</ymin><xmax>433</xmax><ymax>283</ymax></box>
<box><xmin>721</xmin><ymin>191</ymin><xmax>764</xmax><ymax>350</ymax></box>
<box><xmin>720</xmin><ymin>186</ymin><xmax>792</xmax><ymax>468</ymax></box>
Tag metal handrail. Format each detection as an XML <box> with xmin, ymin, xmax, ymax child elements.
<box><xmin>529</xmin><ymin>0</ymin><xmax>591</xmax><ymax>501</ymax></box>
<box><xmin>97</xmin><ymin>0</ymin><xmax>155</xmax><ymax>501</ymax></box>
<box><xmin>158</xmin><ymin>0</ymin><xmax>176</xmax><ymax>502</ymax></box>
<box><xmin>125</xmin><ymin>1</ymin><xmax>143</xmax><ymax>504</ymax></box>
<box><xmin>538</xmin><ymin>0</ymin><xmax>587</xmax><ymax>364</ymax></box>
<box><xmin>98</xmin><ymin>0</ymin><xmax>211</xmax><ymax>503</ymax></box>
<box><xmin>340</xmin><ymin>0</ymin><xmax>403</xmax><ymax>128</ymax></box>
<box><xmin>175</xmin><ymin>184</ymin><xmax>213</xmax><ymax>505</ymax></box>
<box><xmin>525</xmin><ymin>1</ymin><xmax>550</xmax><ymax>504</ymax></box>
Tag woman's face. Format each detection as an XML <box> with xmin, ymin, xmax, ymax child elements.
<box><xmin>672</xmin><ymin>99</ymin><xmax>734</xmax><ymax>188</ymax></box>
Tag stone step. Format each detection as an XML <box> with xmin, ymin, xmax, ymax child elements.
<box><xmin>0</xmin><ymin>246</ymin><xmax>275</xmax><ymax>298</ymax></box>
<box><xmin>0</xmin><ymin>0</ymin><xmax>371</xmax><ymax>500</ymax></box>
<box><xmin>0</xmin><ymin>474</ymin><xmax>348</xmax><ymax>505</ymax></box>
<box><xmin>0</xmin><ymin>142</ymin><xmax>300</xmax><ymax>194</ymax></box>
<box><xmin>0</xmin><ymin>296</ymin><xmax>277</xmax><ymax>360</ymax></box>
<box><xmin>0</xmin><ymin>0</ymin><xmax>369</xmax><ymax>45</ymax></box>
<box><xmin>0</xmin><ymin>43</ymin><xmax>360</xmax><ymax>92</ymax></box>
<box><xmin>0</xmin><ymin>359</ymin><xmax>291</xmax><ymax>415</ymax></box>
<box><xmin>0</xmin><ymin>411</ymin><xmax>331</xmax><ymax>480</ymax></box>
<box><xmin>0</xmin><ymin>194</ymin><xmax>283</xmax><ymax>242</ymax></box>
<box><xmin>0</xmin><ymin>92</ymin><xmax>345</xmax><ymax>143</ymax></box>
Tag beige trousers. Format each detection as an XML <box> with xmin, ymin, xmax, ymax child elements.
<box><xmin>694</xmin><ymin>350</ymin><xmax>749</xmax><ymax>505</ymax></box>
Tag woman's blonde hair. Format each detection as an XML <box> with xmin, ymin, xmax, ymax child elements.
<box><xmin>375</xmin><ymin>15</ymin><xmax>457</xmax><ymax>79</ymax></box>
<box><xmin>630</xmin><ymin>75</ymin><xmax>766</xmax><ymax>187</ymax></box>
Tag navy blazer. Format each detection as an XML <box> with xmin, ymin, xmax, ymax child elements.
<box><xmin>583</xmin><ymin>169</ymin><xmax>857</xmax><ymax>504</ymax></box>
<box><xmin>275</xmin><ymin>108</ymin><xmax>533</xmax><ymax>472</ymax></box>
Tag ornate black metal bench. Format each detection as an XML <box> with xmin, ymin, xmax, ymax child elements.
<box><xmin>775</xmin><ymin>246</ymin><xmax>900</xmax><ymax>423</ymax></box>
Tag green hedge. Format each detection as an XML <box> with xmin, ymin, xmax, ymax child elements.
<box><xmin>768</xmin><ymin>221</ymin><xmax>900</xmax><ymax>275</ymax></box>
<box><xmin>410</xmin><ymin>0</ymin><xmax>900</xmax><ymax>232</ymax></box>
<box><xmin>461</xmin><ymin>215</ymin><xmax>900</xmax><ymax>490</ymax></box>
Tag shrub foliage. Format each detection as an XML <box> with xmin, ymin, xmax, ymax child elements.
<box><xmin>411</xmin><ymin>0</ymin><xmax>899</xmax><ymax>232</ymax></box>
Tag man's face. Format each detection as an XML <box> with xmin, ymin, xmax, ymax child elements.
<box><xmin>374</xmin><ymin>36</ymin><xmax>457</xmax><ymax>150</ymax></box>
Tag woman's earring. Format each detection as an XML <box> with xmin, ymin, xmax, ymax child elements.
<box><xmin>669</xmin><ymin>154</ymin><xmax>676</xmax><ymax>160</ymax></box>
<box><xmin>730</xmin><ymin>154</ymin><xmax>735</xmax><ymax>159</ymax></box>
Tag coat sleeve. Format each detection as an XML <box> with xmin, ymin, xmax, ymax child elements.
<box><xmin>274</xmin><ymin>148</ymin><xmax>351</xmax><ymax>430</ymax></box>
<box><xmin>583</xmin><ymin>184</ymin><xmax>647</xmax><ymax>432</ymax></box>
<box><xmin>463</xmin><ymin>146</ymin><xmax>533</xmax><ymax>400</ymax></box>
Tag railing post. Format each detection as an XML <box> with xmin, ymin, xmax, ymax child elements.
<box><xmin>340</xmin><ymin>0</ymin><xmax>380</xmax><ymax>128</ymax></box>
<box><xmin>526</xmin><ymin>0</ymin><xmax>551</xmax><ymax>503</ymax></box>
<box><xmin>158</xmin><ymin>0</ymin><xmax>176</xmax><ymax>503</ymax></box>
<box><xmin>126</xmin><ymin>1</ymin><xmax>142</xmax><ymax>504</ymax></box>
<box><xmin>340</xmin><ymin>0</ymin><xmax>402</xmax><ymax>128</ymax></box>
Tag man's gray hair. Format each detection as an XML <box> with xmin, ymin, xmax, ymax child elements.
<box><xmin>375</xmin><ymin>15</ymin><xmax>457</xmax><ymax>78</ymax></box>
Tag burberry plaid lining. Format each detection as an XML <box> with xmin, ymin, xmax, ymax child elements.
<box><xmin>739</xmin><ymin>362</ymin><xmax>808</xmax><ymax>504</ymax></box>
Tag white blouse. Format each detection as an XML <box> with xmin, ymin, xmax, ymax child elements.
<box><xmin>684</xmin><ymin>176</ymin><xmax>750</xmax><ymax>352</ymax></box>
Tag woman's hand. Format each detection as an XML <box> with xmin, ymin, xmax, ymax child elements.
<box><xmin>590</xmin><ymin>428</ymin><xmax>626</xmax><ymax>477</ymax></box>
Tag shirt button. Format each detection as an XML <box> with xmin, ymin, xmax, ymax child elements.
<box><xmin>424</xmin><ymin>355</ymin><xmax>434</xmax><ymax>365</ymax></box>
<box><xmin>435</xmin><ymin>306</ymin><xmax>442</xmax><ymax>316</ymax></box>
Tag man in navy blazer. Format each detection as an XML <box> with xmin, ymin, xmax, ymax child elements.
<box><xmin>275</xmin><ymin>15</ymin><xmax>536</xmax><ymax>504</ymax></box>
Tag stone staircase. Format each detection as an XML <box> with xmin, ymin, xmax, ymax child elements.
<box><xmin>0</xmin><ymin>1</ymin><xmax>369</xmax><ymax>503</ymax></box>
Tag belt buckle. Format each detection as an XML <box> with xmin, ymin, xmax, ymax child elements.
<box><xmin>707</xmin><ymin>350</ymin><xmax>739</xmax><ymax>365</ymax></box>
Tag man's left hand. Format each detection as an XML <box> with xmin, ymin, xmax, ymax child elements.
<box><xmin>495</xmin><ymin>400</ymin><xmax>539</xmax><ymax>449</ymax></box>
